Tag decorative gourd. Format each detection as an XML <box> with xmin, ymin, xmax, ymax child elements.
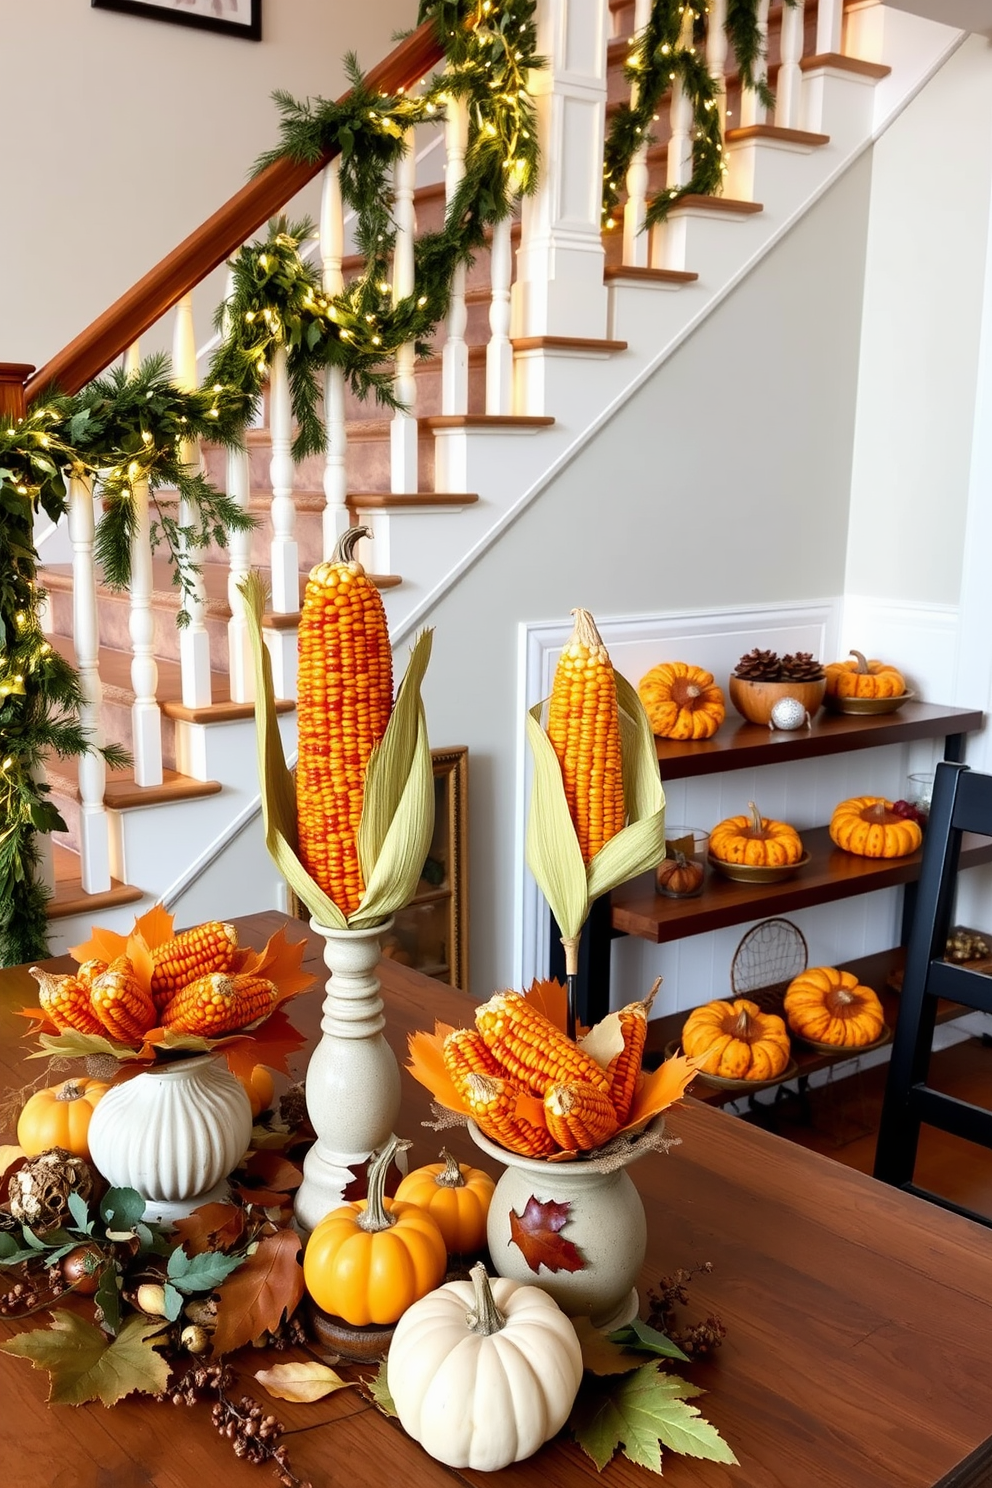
<box><xmin>16</xmin><ymin>1078</ymin><xmax>111</xmax><ymax>1163</ymax></box>
<box><xmin>387</xmin><ymin>1261</ymin><xmax>583</xmax><ymax>1471</ymax></box>
<box><xmin>303</xmin><ymin>1136</ymin><xmax>447</xmax><ymax>1326</ymax></box>
<box><xmin>709</xmin><ymin>801</ymin><xmax>804</xmax><ymax>867</ymax></box>
<box><xmin>784</xmin><ymin>967</ymin><xmax>886</xmax><ymax>1047</ymax></box>
<box><xmin>829</xmin><ymin>797</ymin><xmax>922</xmax><ymax>858</ymax></box>
<box><xmin>824</xmin><ymin>650</ymin><xmax>907</xmax><ymax>700</ymax></box>
<box><xmin>655</xmin><ymin>851</ymin><xmax>705</xmax><ymax>897</ymax></box>
<box><xmin>638</xmin><ymin>661</ymin><xmax>725</xmax><ymax>741</ymax></box>
<box><xmin>238</xmin><ymin>1064</ymin><xmax>275</xmax><ymax>1119</ymax></box>
<box><xmin>394</xmin><ymin>1150</ymin><xmax>495</xmax><ymax>1254</ymax></box>
<box><xmin>681</xmin><ymin>998</ymin><xmax>791</xmax><ymax>1080</ymax></box>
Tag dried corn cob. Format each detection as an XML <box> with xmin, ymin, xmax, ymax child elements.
<box><xmin>461</xmin><ymin>1072</ymin><xmax>557</xmax><ymax>1158</ymax></box>
<box><xmin>159</xmin><ymin>972</ymin><xmax>277</xmax><ymax>1037</ymax></box>
<box><xmin>476</xmin><ymin>990</ymin><xmax>610</xmax><ymax>1098</ymax></box>
<box><xmin>89</xmin><ymin>957</ymin><xmax>157</xmax><ymax>1043</ymax></box>
<box><xmin>544</xmin><ymin>1081</ymin><xmax>620</xmax><ymax>1152</ymax></box>
<box><xmin>296</xmin><ymin>527</ymin><xmax>393</xmax><ymax>917</ymax></box>
<box><xmin>442</xmin><ymin>1026</ymin><xmax>504</xmax><ymax>1088</ymax></box>
<box><xmin>150</xmin><ymin>921</ymin><xmax>238</xmax><ymax>1009</ymax></box>
<box><xmin>31</xmin><ymin>966</ymin><xmax>106</xmax><ymax>1036</ymax></box>
<box><xmin>605</xmin><ymin>1001</ymin><xmax>649</xmax><ymax>1124</ymax></box>
<box><xmin>546</xmin><ymin>607</ymin><xmax>625</xmax><ymax>863</ymax></box>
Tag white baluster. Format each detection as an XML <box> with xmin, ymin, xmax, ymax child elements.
<box><xmin>173</xmin><ymin>294</ymin><xmax>212</xmax><ymax>709</ymax></box>
<box><xmin>738</xmin><ymin>0</ymin><xmax>770</xmax><ymax>129</ymax></box>
<box><xmin>219</xmin><ymin>268</ymin><xmax>254</xmax><ymax>705</ymax></box>
<box><xmin>775</xmin><ymin>0</ymin><xmax>806</xmax><ymax>129</ymax></box>
<box><xmin>320</xmin><ymin>159</ymin><xmax>349</xmax><ymax>554</ymax></box>
<box><xmin>268</xmin><ymin>344</ymin><xmax>299</xmax><ymax>615</ymax></box>
<box><xmin>815</xmin><ymin>0</ymin><xmax>843</xmax><ymax>56</ymax></box>
<box><xmin>622</xmin><ymin>0</ymin><xmax>653</xmax><ymax>268</ymax></box>
<box><xmin>442</xmin><ymin>93</ymin><xmax>469</xmax><ymax>416</ymax></box>
<box><xmin>486</xmin><ymin>216</ymin><xmax>514</xmax><ymax>415</ymax></box>
<box><xmin>667</xmin><ymin>7</ymin><xmax>696</xmax><ymax>190</ymax></box>
<box><xmin>391</xmin><ymin>128</ymin><xmax>419</xmax><ymax>493</ymax></box>
<box><xmin>125</xmin><ymin>342</ymin><xmax>163</xmax><ymax>788</ymax></box>
<box><xmin>705</xmin><ymin>0</ymin><xmax>729</xmax><ymax>133</ymax></box>
<box><xmin>68</xmin><ymin>472</ymin><xmax>110</xmax><ymax>892</ymax></box>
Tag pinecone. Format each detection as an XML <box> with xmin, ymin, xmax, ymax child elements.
<box><xmin>733</xmin><ymin>648</ymin><xmax>782</xmax><ymax>681</ymax></box>
<box><xmin>779</xmin><ymin>651</ymin><xmax>824</xmax><ymax>681</ymax></box>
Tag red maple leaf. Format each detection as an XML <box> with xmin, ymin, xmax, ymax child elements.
<box><xmin>508</xmin><ymin>1194</ymin><xmax>586</xmax><ymax>1274</ymax></box>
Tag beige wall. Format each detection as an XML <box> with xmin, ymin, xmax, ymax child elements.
<box><xmin>3</xmin><ymin>0</ymin><xmax>414</xmax><ymax>368</ymax></box>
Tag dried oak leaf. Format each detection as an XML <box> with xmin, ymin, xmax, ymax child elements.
<box><xmin>173</xmin><ymin>1202</ymin><xmax>246</xmax><ymax>1257</ymax></box>
<box><xmin>0</xmin><ymin>1310</ymin><xmax>170</xmax><ymax>1406</ymax></box>
<box><xmin>210</xmin><ymin>1229</ymin><xmax>304</xmax><ymax>1357</ymax></box>
<box><xmin>508</xmin><ymin>1195</ymin><xmax>585</xmax><ymax>1274</ymax></box>
<box><xmin>255</xmin><ymin>1360</ymin><xmax>353</xmax><ymax>1403</ymax></box>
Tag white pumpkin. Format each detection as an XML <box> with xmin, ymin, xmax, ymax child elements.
<box><xmin>387</xmin><ymin>1261</ymin><xmax>583</xmax><ymax>1471</ymax></box>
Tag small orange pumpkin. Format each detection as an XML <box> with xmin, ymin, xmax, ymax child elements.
<box><xmin>681</xmin><ymin>999</ymin><xmax>791</xmax><ymax>1081</ymax></box>
<box><xmin>238</xmin><ymin>1064</ymin><xmax>275</xmax><ymax>1119</ymax></box>
<box><xmin>655</xmin><ymin>851</ymin><xmax>705</xmax><ymax>897</ymax></box>
<box><xmin>784</xmin><ymin>967</ymin><xmax>886</xmax><ymax>1048</ymax></box>
<box><xmin>824</xmin><ymin>650</ymin><xmax>907</xmax><ymax>700</ymax></box>
<box><xmin>394</xmin><ymin>1149</ymin><xmax>495</xmax><ymax>1254</ymax></box>
<box><xmin>709</xmin><ymin>801</ymin><xmax>804</xmax><ymax>867</ymax></box>
<box><xmin>829</xmin><ymin>797</ymin><xmax>922</xmax><ymax>859</ymax></box>
<box><xmin>16</xmin><ymin>1078</ymin><xmax>111</xmax><ymax>1163</ymax></box>
<box><xmin>638</xmin><ymin>662</ymin><xmax>725</xmax><ymax>741</ymax></box>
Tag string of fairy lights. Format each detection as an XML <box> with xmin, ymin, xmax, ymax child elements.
<box><xmin>1</xmin><ymin>0</ymin><xmax>776</xmax><ymax>965</ymax></box>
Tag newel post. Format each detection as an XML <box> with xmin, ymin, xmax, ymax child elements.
<box><xmin>0</xmin><ymin>364</ymin><xmax>32</xmax><ymax>421</ymax></box>
<box><xmin>511</xmin><ymin>0</ymin><xmax>610</xmax><ymax>341</ymax></box>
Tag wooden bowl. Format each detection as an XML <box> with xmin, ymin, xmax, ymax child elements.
<box><xmin>665</xmin><ymin>1041</ymin><xmax>798</xmax><ymax>1092</ymax></box>
<box><xmin>728</xmin><ymin>675</ymin><xmax>827</xmax><ymax>726</ymax></box>
<box><xmin>822</xmin><ymin>691</ymin><xmax>915</xmax><ymax>716</ymax></box>
<box><xmin>708</xmin><ymin>851</ymin><xmax>811</xmax><ymax>884</ymax></box>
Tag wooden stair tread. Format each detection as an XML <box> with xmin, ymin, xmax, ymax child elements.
<box><xmin>347</xmin><ymin>491</ymin><xmax>479</xmax><ymax>510</ymax></box>
<box><xmin>800</xmin><ymin>52</ymin><xmax>891</xmax><ymax>79</ymax></box>
<box><xmin>510</xmin><ymin>336</ymin><xmax>628</xmax><ymax>353</ymax></box>
<box><xmin>48</xmin><ymin>845</ymin><xmax>144</xmax><ymax>920</ymax></box>
<box><xmin>47</xmin><ymin>756</ymin><xmax>223</xmax><ymax>811</ymax></box>
<box><xmin>604</xmin><ymin>264</ymin><xmax>699</xmax><ymax>284</ymax></box>
<box><xmin>669</xmin><ymin>194</ymin><xmax>764</xmax><ymax>216</ymax></box>
<box><xmin>423</xmin><ymin>414</ymin><xmax>555</xmax><ymax>430</ymax></box>
<box><xmin>726</xmin><ymin>124</ymin><xmax>830</xmax><ymax>147</ymax></box>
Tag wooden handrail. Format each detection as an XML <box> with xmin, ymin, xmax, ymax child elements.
<box><xmin>25</xmin><ymin>20</ymin><xmax>445</xmax><ymax>403</ymax></box>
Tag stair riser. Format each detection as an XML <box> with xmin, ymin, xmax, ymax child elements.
<box><xmin>47</xmin><ymin>585</ymin><xmax>231</xmax><ymax>673</ymax></box>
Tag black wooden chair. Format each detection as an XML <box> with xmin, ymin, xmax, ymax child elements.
<box><xmin>873</xmin><ymin>760</ymin><xmax>992</xmax><ymax>1225</ymax></box>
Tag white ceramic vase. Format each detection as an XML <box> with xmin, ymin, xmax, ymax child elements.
<box><xmin>87</xmin><ymin>1055</ymin><xmax>253</xmax><ymax>1225</ymax></box>
<box><xmin>294</xmin><ymin>916</ymin><xmax>401</xmax><ymax>1234</ymax></box>
<box><xmin>469</xmin><ymin>1121</ymin><xmax>653</xmax><ymax>1330</ymax></box>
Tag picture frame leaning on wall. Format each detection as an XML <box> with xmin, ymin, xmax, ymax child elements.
<box><xmin>91</xmin><ymin>0</ymin><xmax>261</xmax><ymax>42</ymax></box>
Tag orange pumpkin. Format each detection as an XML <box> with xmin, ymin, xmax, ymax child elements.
<box><xmin>784</xmin><ymin>967</ymin><xmax>886</xmax><ymax>1048</ymax></box>
<box><xmin>238</xmin><ymin>1064</ymin><xmax>275</xmax><ymax>1119</ymax></box>
<box><xmin>16</xmin><ymin>1078</ymin><xmax>111</xmax><ymax>1163</ymax></box>
<box><xmin>681</xmin><ymin>999</ymin><xmax>791</xmax><ymax>1081</ymax></box>
<box><xmin>709</xmin><ymin>801</ymin><xmax>804</xmax><ymax>867</ymax></box>
<box><xmin>303</xmin><ymin>1137</ymin><xmax>447</xmax><ymax>1325</ymax></box>
<box><xmin>829</xmin><ymin>797</ymin><xmax>921</xmax><ymax>859</ymax></box>
<box><xmin>638</xmin><ymin>662</ymin><xmax>725</xmax><ymax>741</ymax></box>
<box><xmin>394</xmin><ymin>1149</ymin><xmax>495</xmax><ymax>1254</ymax></box>
<box><xmin>824</xmin><ymin>650</ymin><xmax>906</xmax><ymax>700</ymax></box>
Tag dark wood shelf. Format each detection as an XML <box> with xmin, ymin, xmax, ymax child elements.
<box><xmin>652</xmin><ymin>701</ymin><xmax>982</xmax><ymax>782</ymax></box>
<box><xmin>611</xmin><ymin>826</ymin><xmax>992</xmax><ymax>944</ymax></box>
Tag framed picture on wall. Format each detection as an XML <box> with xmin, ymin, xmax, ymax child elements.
<box><xmin>91</xmin><ymin>0</ymin><xmax>261</xmax><ymax>41</ymax></box>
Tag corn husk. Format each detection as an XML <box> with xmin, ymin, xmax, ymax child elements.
<box><xmin>239</xmin><ymin>570</ymin><xmax>434</xmax><ymax>929</ymax></box>
<box><xmin>526</xmin><ymin>667</ymin><xmax>665</xmax><ymax>960</ymax></box>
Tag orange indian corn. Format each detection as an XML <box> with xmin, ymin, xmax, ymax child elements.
<box><xmin>459</xmin><ymin>1072</ymin><xmax>558</xmax><ymax>1158</ymax></box>
<box><xmin>150</xmin><ymin>921</ymin><xmax>238</xmax><ymax>1010</ymax></box>
<box><xmin>544</xmin><ymin>1081</ymin><xmax>620</xmax><ymax>1152</ymax></box>
<box><xmin>296</xmin><ymin>527</ymin><xmax>394</xmax><ymax>917</ymax></box>
<box><xmin>160</xmin><ymin>972</ymin><xmax>277</xmax><ymax>1037</ymax></box>
<box><xmin>605</xmin><ymin>1001</ymin><xmax>649</xmax><ymax>1124</ymax></box>
<box><xmin>476</xmin><ymin>990</ymin><xmax>611</xmax><ymax>1098</ymax></box>
<box><xmin>546</xmin><ymin>607</ymin><xmax>625</xmax><ymax>863</ymax></box>
<box><xmin>89</xmin><ymin>957</ymin><xmax>157</xmax><ymax>1043</ymax></box>
<box><xmin>31</xmin><ymin>964</ymin><xmax>107</xmax><ymax>1037</ymax></box>
<box><xmin>442</xmin><ymin>1026</ymin><xmax>504</xmax><ymax>1087</ymax></box>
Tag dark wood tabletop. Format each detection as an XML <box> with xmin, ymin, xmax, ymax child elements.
<box><xmin>2</xmin><ymin>910</ymin><xmax>991</xmax><ymax>1488</ymax></box>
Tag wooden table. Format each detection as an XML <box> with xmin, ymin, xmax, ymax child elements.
<box><xmin>2</xmin><ymin>910</ymin><xmax>991</xmax><ymax>1488</ymax></box>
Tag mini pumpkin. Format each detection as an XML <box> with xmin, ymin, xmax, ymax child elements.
<box><xmin>638</xmin><ymin>661</ymin><xmax>725</xmax><ymax>741</ymax></box>
<box><xmin>655</xmin><ymin>851</ymin><xmax>705</xmax><ymax>897</ymax></box>
<box><xmin>16</xmin><ymin>1078</ymin><xmax>111</xmax><ymax>1163</ymax></box>
<box><xmin>238</xmin><ymin>1064</ymin><xmax>275</xmax><ymax>1119</ymax></box>
<box><xmin>824</xmin><ymin>650</ymin><xmax>907</xmax><ymax>700</ymax></box>
<box><xmin>303</xmin><ymin>1136</ymin><xmax>447</xmax><ymax>1326</ymax></box>
<box><xmin>829</xmin><ymin>797</ymin><xmax>922</xmax><ymax>858</ymax></box>
<box><xmin>709</xmin><ymin>801</ymin><xmax>804</xmax><ymax>867</ymax></box>
<box><xmin>784</xmin><ymin>967</ymin><xmax>886</xmax><ymax>1047</ymax></box>
<box><xmin>394</xmin><ymin>1149</ymin><xmax>495</xmax><ymax>1254</ymax></box>
<box><xmin>387</xmin><ymin>1261</ymin><xmax>583</xmax><ymax>1471</ymax></box>
<box><xmin>681</xmin><ymin>998</ymin><xmax>791</xmax><ymax>1080</ymax></box>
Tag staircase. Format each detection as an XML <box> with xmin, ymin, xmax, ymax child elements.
<box><xmin>12</xmin><ymin>0</ymin><xmax>964</xmax><ymax>959</ymax></box>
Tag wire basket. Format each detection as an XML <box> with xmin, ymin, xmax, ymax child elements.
<box><xmin>729</xmin><ymin>918</ymin><xmax>808</xmax><ymax>1017</ymax></box>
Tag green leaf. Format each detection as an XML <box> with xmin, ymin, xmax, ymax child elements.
<box><xmin>94</xmin><ymin>1262</ymin><xmax>122</xmax><ymax>1337</ymax></box>
<box><xmin>569</xmin><ymin>1364</ymin><xmax>738</xmax><ymax>1473</ymax></box>
<box><xmin>166</xmin><ymin>1245</ymin><xmax>244</xmax><ymax>1293</ymax></box>
<box><xmin>0</xmin><ymin>1310</ymin><xmax>170</xmax><ymax>1406</ymax></box>
<box><xmin>607</xmin><ymin>1318</ymin><xmax>690</xmax><ymax>1363</ymax></box>
<box><xmin>370</xmin><ymin>1362</ymin><xmax>398</xmax><ymax>1417</ymax></box>
<box><xmin>163</xmin><ymin>1283</ymin><xmax>184</xmax><ymax>1322</ymax></box>
<box><xmin>99</xmin><ymin>1188</ymin><xmax>146</xmax><ymax>1234</ymax></box>
<box><xmin>31</xmin><ymin>1030</ymin><xmax>147</xmax><ymax>1062</ymax></box>
<box><xmin>525</xmin><ymin>701</ymin><xmax>589</xmax><ymax>942</ymax></box>
<box><xmin>67</xmin><ymin>1191</ymin><xmax>92</xmax><ymax>1233</ymax></box>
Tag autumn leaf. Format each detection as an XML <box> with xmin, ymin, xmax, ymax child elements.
<box><xmin>571</xmin><ymin>1317</ymin><xmax>645</xmax><ymax>1376</ymax></box>
<box><xmin>255</xmin><ymin>1361</ymin><xmax>353</xmax><ymax>1403</ymax></box>
<box><xmin>622</xmin><ymin>1052</ymin><xmax>702</xmax><ymax>1135</ymax></box>
<box><xmin>173</xmin><ymin>1203</ymin><xmax>246</xmax><ymax>1257</ymax></box>
<box><xmin>0</xmin><ymin>1310</ymin><xmax>170</xmax><ymax>1406</ymax></box>
<box><xmin>237</xmin><ymin>926</ymin><xmax>316</xmax><ymax>1005</ymax></box>
<box><xmin>367</xmin><ymin>1362</ymin><xmax>397</xmax><ymax>1417</ymax></box>
<box><xmin>569</xmin><ymin>1363</ymin><xmax>738</xmax><ymax>1473</ymax></box>
<box><xmin>508</xmin><ymin>1194</ymin><xmax>585</xmax><ymax>1274</ymax></box>
<box><xmin>608</xmin><ymin>1318</ymin><xmax>689</xmax><ymax>1363</ymax></box>
<box><xmin>210</xmin><ymin>1229</ymin><xmax>304</xmax><ymax>1356</ymax></box>
<box><xmin>214</xmin><ymin>1007</ymin><xmax>308</xmax><ymax>1081</ymax></box>
<box><xmin>405</xmin><ymin>1021</ymin><xmax>462</xmax><ymax>1111</ymax></box>
<box><xmin>30</xmin><ymin>1030</ymin><xmax>149</xmax><ymax>1063</ymax></box>
<box><xmin>237</xmin><ymin>1149</ymin><xmax>303</xmax><ymax>1194</ymax></box>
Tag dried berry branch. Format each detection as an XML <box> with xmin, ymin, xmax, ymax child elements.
<box><xmin>646</xmin><ymin>1262</ymin><xmax>727</xmax><ymax>1361</ymax></box>
<box><xmin>160</xmin><ymin>1362</ymin><xmax>313</xmax><ymax>1487</ymax></box>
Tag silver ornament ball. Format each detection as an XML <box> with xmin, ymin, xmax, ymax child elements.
<box><xmin>769</xmin><ymin>697</ymin><xmax>809</xmax><ymax>732</ymax></box>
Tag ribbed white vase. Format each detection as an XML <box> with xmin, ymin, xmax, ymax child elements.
<box><xmin>87</xmin><ymin>1056</ymin><xmax>253</xmax><ymax>1224</ymax></box>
